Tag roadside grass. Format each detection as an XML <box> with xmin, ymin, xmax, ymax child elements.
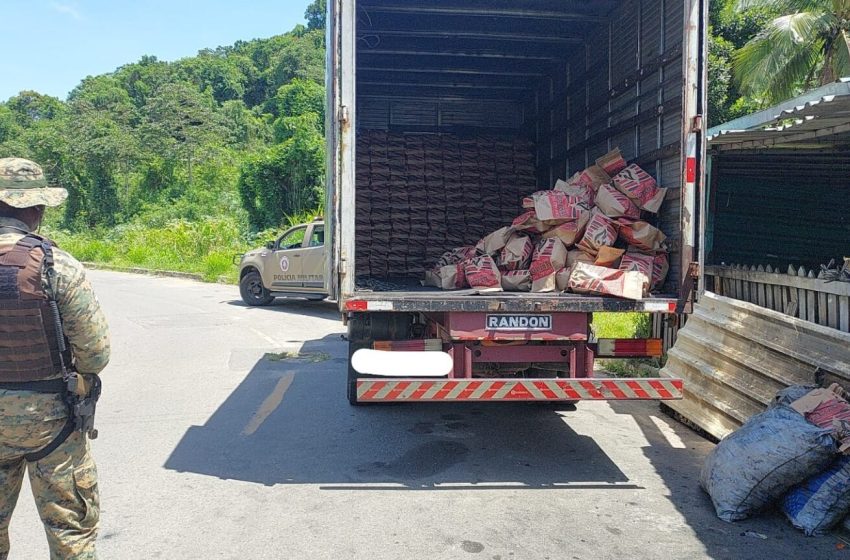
<box><xmin>593</xmin><ymin>312</ymin><xmax>649</xmax><ymax>339</ymax></box>
<box><xmin>284</xmin><ymin>208</ymin><xmax>323</xmax><ymax>228</ymax></box>
<box><xmin>48</xmin><ymin>217</ymin><xmax>253</xmax><ymax>283</ymax></box>
<box><xmin>592</xmin><ymin>312</ymin><xmax>660</xmax><ymax>377</ymax></box>
<box><xmin>47</xmin><ymin>208</ymin><xmax>325</xmax><ymax>284</ymax></box>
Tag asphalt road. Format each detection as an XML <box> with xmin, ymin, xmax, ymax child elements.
<box><xmin>7</xmin><ymin>271</ymin><xmax>845</xmax><ymax>559</ymax></box>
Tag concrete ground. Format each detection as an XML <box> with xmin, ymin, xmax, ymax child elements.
<box><xmin>7</xmin><ymin>271</ymin><xmax>845</xmax><ymax>559</ymax></box>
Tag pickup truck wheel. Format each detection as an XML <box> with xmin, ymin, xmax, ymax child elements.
<box><xmin>239</xmin><ymin>271</ymin><xmax>274</xmax><ymax>306</ymax></box>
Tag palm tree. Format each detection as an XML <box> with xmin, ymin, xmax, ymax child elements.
<box><xmin>733</xmin><ymin>0</ymin><xmax>850</xmax><ymax>104</ymax></box>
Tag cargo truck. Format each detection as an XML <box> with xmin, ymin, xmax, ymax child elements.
<box><xmin>324</xmin><ymin>0</ymin><xmax>706</xmax><ymax>405</ymax></box>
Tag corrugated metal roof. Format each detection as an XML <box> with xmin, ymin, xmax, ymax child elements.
<box><xmin>660</xmin><ymin>292</ymin><xmax>850</xmax><ymax>440</ymax></box>
<box><xmin>708</xmin><ymin>78</ymin><xmax>850</xmax><ymax>150</ymax></box>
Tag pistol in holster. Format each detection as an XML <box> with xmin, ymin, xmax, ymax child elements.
<box><xmin>65</xmin><ymin>372</ymin><xmax>102</xmax><ymax>440</ymax></box>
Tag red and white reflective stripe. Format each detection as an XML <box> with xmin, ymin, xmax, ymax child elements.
<box><xmin>643</xmin><ymin>301</ymin><xmax>678</xmax><ymax>313</ymax></box>
<box><xmin>356</xmin><ymin>378</ymin><xmax>683</xmax><ymax>402</ymax></box>
<box><xmin>344</xmin><ymin>300</ymin><xmax>393</xmax><ymax>311</ymax></box>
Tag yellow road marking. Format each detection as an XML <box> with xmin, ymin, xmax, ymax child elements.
<box><xmin>249</xmin><ymin>327</ymin><xmax>279</xmax><ymax>346</ymax></box>
<box><xmin>241</xmin><ymin>372</ymin><xmax>295</xmax><ymax>436</ymax></box>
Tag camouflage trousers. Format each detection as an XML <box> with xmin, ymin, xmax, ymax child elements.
<box><xmin>0</xmin><ymin>391</ymin><xmax>98</xmax><ymax>560</ymax></box>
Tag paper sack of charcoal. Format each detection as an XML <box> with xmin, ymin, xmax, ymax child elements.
<box><xmin>423</xmin><ymin>148</ymin><xmax>670</xmax><ymax>300</ymax></box>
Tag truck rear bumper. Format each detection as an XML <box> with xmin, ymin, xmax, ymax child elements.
<box><xmin>344</xmin><ymin>294</ymin><xmax>679</xmax><ymax>314</ymax></box>
<box><xmin>355</xmin><ymin>377</ymin><xmax>683</xmax><ymax>403</ymax></box>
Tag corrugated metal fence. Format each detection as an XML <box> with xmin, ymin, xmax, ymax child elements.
<box><xmin>660</xmin><ymin>292</ymin><xmax>850</xmax><ymax>440</ymax></box>
<box><xmin>652</xmin><ymin>312</ymin><xmax>686</xmax><ymax>354</ymax></box>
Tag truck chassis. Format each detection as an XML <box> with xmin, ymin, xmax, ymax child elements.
<box><xmin>346</xmin><ymin>311</ymin><xmax>682</xmax><ymax>405</ymax></box>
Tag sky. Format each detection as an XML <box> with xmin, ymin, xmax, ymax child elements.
<box><xmin>0</xmin><ymin>0</ymin><xmax>313</xmax><ymax>101</ymax></box>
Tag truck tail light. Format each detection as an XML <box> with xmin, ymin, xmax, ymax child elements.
<box><xmin>596</xmin><ymin>338</ymin><xmax>664</xmax><ymax>358</ymax></box>
<box><xmin>344</xmin><ymin>300</ymin><xmax>393</xmax><ymax>311</ymax></box>
<box><xmin>345</xmin><ymin>300</ymin><xmax>368</xmax><ymax>311</ymax></box>
<box><xmin>686</xmin><ymin>156</ymin><xmax>697</xmax><ymax>183</ymax></box>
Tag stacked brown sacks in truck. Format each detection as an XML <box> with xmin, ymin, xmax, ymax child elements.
<box><xmin>424</xmin><ymin>148</ymin><xmax>670</xmax><ymax>300</ymax></box>
<box><xmin>356</xmin><ymin>131</ymin><xmax>536</xmax><ymax>281</ymax></box>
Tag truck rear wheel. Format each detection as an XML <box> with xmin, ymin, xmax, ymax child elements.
<box><xmin>346</xmin><ymin>341</ymin><xmax>370</xmax><ymax>406</ymax></box>
<box><xmin>346</xmin><ymin>313</ymin><xmax>414</xmax><ymax>406</ymax></box>
<box><xmin>239</xmin><ymin>270</ymin><xmax>274</xmax><ymax>306</ymax></box>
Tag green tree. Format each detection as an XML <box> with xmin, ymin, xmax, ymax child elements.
<box><xmin>238</xmin><ymin>118</ymin><xmax>325</xmax><ymax>229</ymax></box>
<box><xmin>68</xmin><ymin>75</ymin><xmax>140</xmax><ymax>214</ymax></box>
<box><xmin>305</xmin><ymin>0</ymin><xmax>327</xmax><ymax>31</ymax></box>
<box><xmin>0</xmin><ymin>104</ymin><xmax>25</xmax><ymax>150</ymax></box>
<box><xmin>221</xmin><ymin>99</ymin><xmax>271</xmax><ymax>147</ymax></box>
<box><xmin>0</xmin><ymin>95</ymin><xmax>76</xmax><ymax>222</ymax></box>
<box><xmin>64</xmin><ymin>102</ymin><xmax>138</xmax><ymax>227</ymax></box>
<box><xmin>709</xmin><ymin>35</ymin><xmax>735</xmax><ymax>125</ymax></box>
<box><xmin>141</xmin><ymin>83</ymin><xmax>226</xmax><ymax>190</ymax></box>
<box><xmin>268</xmin><ymin>29</ymin><xmax>325</xmax><ymax>88</ymax></box>
<box><xmin>708</xmin><ymin>0</ymin><xmax>780</xmax><ymax>124</ymax></box>
<box><xmin>733</xmin><ymin>0</ymin><xmax>850</xmax><ymax>104</ymax></box>
<box><xmin>273</xmin><ymin>111</ymin><xmax>322</xmax><ymax>143</ymax></box>
<box><xmin>5</xmin><ymin>91</ymin><xmax>66</xmax><ymax>127</ymax></box>
<box><xmin>268</xmin><ymin>78</ymin><xmax>325</xmax><ymax>121</ymax></box>
<box><xmin>114</xmin><ymin>56</ymin><xmax>174</xmax><ymax>109</ymax></box>
<box><xmin>0</xmin><ymin>106</ymin><xmax>65</xmax><ymax>175</ymax></box>
<box><xmin>1</xmin><ymin>26</ymin><xmax>329</xmax><ymax>235</ymax></box>
<box><xmin>176</xmin><ymin>51</ymin><xmax>252</xmax><ymax>104</ymax></box>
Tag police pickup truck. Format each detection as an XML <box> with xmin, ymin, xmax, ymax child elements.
<box><xmin>236</xmin><ymin>218</ymin><xmax>326</xmax><ymax>305</ymax></box>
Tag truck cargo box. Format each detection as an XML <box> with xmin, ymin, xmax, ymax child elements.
<box><xmin>327</xmin><ymin>0</ymin><xmax>706</xmax><ymax>314</ymax></box>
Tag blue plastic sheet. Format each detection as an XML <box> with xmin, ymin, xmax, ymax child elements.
<box><xmin>782</xmin><ymin>456</ymin><xmax>850</xmax><ymax>536</ymax></box>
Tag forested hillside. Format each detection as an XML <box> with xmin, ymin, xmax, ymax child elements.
<box><xmin>0</xmin><ymin>0</ymin><xmax>783</xmax><ymax>281</ymax></box>
<box><xmin>0</xmin><ymin>1</ymin><xmax>326</xmax><ymax>280</ymax></box>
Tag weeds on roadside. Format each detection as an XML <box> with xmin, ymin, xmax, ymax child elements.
<box><xmin>593</xmin><ymin>313</ymin><xmax>660</xmax><ymax>377</ymax></box>
<box><xmin>264</xmin><ymin>351</ymin><xmax>330</xmax><ymax>363</ymax></box>
<box><xmin>47</xmin><ymin>208</ymin><xmax>322</xmax><ymax>284</ymax></box>
<box><xmin>50</xmin><ymin>217</ymin><xmax>250</xmax><ymax>282</ymax></box>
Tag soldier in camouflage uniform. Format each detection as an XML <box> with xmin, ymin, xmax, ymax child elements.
<box><xmin>0</xmin><ymin>158</ymin><xmax>110</xmax><ymax>559</ymax></box>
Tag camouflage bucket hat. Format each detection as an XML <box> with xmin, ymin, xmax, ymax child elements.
<box><xmin>0</xmin><ymin>157</ymin><xmax>68</xmax><ymax>208</ymax></box>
